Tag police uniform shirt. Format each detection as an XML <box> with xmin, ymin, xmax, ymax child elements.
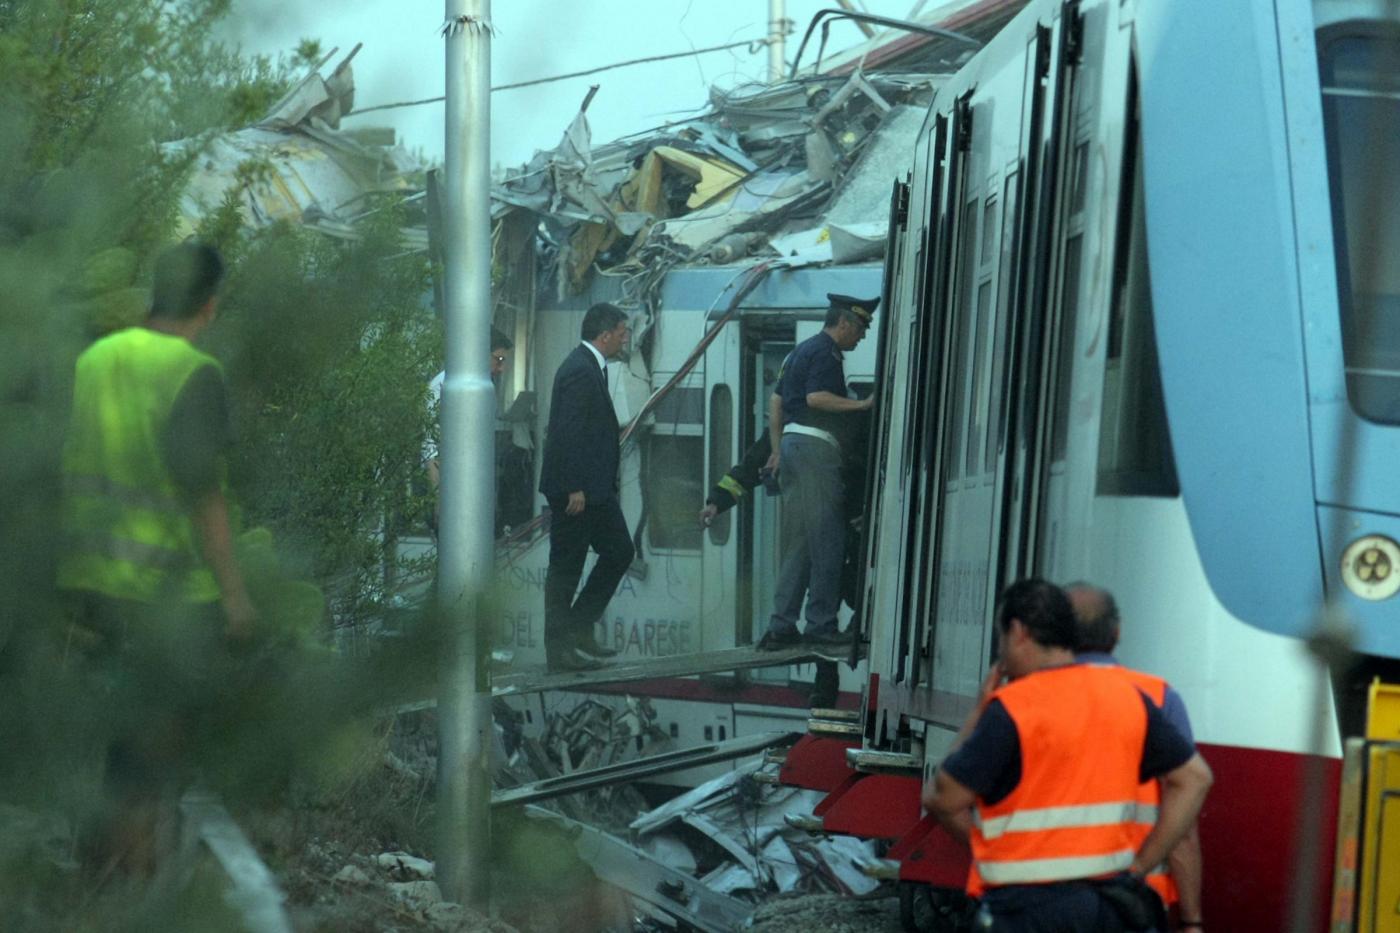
<box><xmin>779</xmin><ymin>331</ymin><xmax>849</xmax><ymax>433</ymax></box>
<box><xmin>942</xmin><ymin>663</ymin><xmax>1196</xmax><ymax>805</ymax></box>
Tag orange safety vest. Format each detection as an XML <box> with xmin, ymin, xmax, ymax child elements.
<box><xmin>967</xmin><ymin>665</ymin><xmax>1148</xmax><ymax>896</ymax></box>
<box><xmin>1111</xmin><ymin>665</ymin><xmax>1179</xmax><ymax>908</ymax></box>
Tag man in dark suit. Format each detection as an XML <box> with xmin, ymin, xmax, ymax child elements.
<box><xmin>539</xmin><ymin>303</ymin><xmax>635</xmax><ymax>672</ymax></box>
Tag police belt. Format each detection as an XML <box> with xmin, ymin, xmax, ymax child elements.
<box><xmin>783</xmin><ymin>423</ymin><xmax>839</xmax><ymax>449</ymax></box>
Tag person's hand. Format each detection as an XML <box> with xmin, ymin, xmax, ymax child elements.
<box><xmin>699</xmin><ymin>503</ymin><xmax>719</xmax><ymax>527</ymax></box>
<box><xmin>764</xmin><ymin>451</ymin><xmax>780</xmax><ymax>476</ymax></box>
<box><xmin>566</xmin><ymin>491</ymin><xmax>586</xmax><ymax>515</ymax></box>
<box><xmin>223</xmin><ymin>591</ymin><xmax>258</xmax><ymax>641</ymax></box>
<box><xmin>976</xmin><ymin>661</ymin><xmax>1004</xmax><ymax>710</ymax></box>
<box><xmin>858</xmin><ymin>395</ymin><xmax>875</xmax><ymax>411</ymax></box>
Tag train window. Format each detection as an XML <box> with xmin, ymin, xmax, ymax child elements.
<box><xmin>645</xmin><ymin>433</ymin><xmax>703</xmax><ymax>550</ymax></box>
<box><xmin>987</xmin><ymin>171</ymin><xmax>1021</xmax><ymax>474</ymax></box>
<box><xmin>967</xmin><ymin>282</ymin><xmax>993</xmax><ymax>477</ymax></box>
<box><xmin>947</xmin><ymin>197</ymin><xmax>980</xmax><ymax>482</ymax></box>
<box><xmin>707</xmin><ymin>385</ymin><xmax>733</xmax><ymax>546</ymax></box>
<box><xmin>653</xmin><ymin>387</ymin><xmax>705</xmax><ymax>425</ymax></box>
<box><xmin>981</xmin><ymin>197</ymin><xmax>998</xmax><ymax>265</ymax></box>
<box><xmin>1319</xmin><ymin>31</ymin><xmax>1400</xmax><ymax>423</ymax></box>
<box><xmin>1050</xmin><ymin>235</ymin><xmax>1083</xmax><ymax>463</ymax></box>
<box><xmin>1070</xmin><ymin>142</ymin><xmax>1090</xmax><ymax>213</ymax></box>
<box><xmin>1099</xmin><ymin>122</ymin><xmax>1179</xmax><ymax>497</ymax></box>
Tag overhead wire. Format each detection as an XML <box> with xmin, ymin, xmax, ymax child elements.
<box><xmin>345</xmin><ymin>36</ymin><xmax>773</xmax><ymax>117</ymax></box>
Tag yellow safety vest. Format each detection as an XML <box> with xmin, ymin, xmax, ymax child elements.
<box><xmin>57</xmin><ymin>327</ymin><xmax>224</xmax><ymax>604</ymax></box>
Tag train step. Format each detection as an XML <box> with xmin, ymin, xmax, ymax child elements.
<box><xmin>808</xmin><ymin>718</ymin><xmax>863</xmax><ymax>737</ymax></box>
<box><xmin>846</xmin><ymin>748</ymin><xmax>922</xmax><ymax>774</ymax></box>
<box><xmin>809</xmin><ymin>707</ymin><xmax>861</xmax><ymax>723</ymax></box>
<box><xmin>783</xmin><ymin>813</ymin><xmax>827</xmax><ymax>833</ymax></box>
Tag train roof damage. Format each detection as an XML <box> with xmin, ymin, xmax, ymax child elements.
<box><xmin>169</xmin><ymin>1</ymin><xmax>1029</xmax><ymax>362</ymax></box>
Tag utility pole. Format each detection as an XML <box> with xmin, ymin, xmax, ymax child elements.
<box><xmin>768</xmin><ymin>0</ymin><xmax>787</xmax><ymax>82</ymax></box>
<box><xmin>437</xmin><ymin>0</ymin><xmax>493</xmax><ymax>909</ymax></box>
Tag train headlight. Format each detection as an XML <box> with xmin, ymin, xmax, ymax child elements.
<box><xmin>1340</xmin><ymin>535</ymin><xmax>1400</xmax><ymax>601</ymax></box>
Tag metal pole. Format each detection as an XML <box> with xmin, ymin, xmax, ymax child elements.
<box><xmin>768</xmin><ymin>0</ymin><xmax>786</xmax><ymax>82</ymax></box>
<box><xmin>438</xmin><ymin>0</ymin><xmax>494</xmax><ymax>909</ymax></box>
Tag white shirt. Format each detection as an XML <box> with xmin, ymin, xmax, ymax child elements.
<box><xmin>581</xmin><ymin>339</ymin><xmax>606</xmax><ymax>375</ymax></box>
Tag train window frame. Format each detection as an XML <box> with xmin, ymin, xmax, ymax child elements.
<box><xmin>1318</xmin><ymin>26</ymin><xmax>1400</xmax><ymax>425</ymax></box>
<box><xmin>986</xmin><ymin>169</ymin><xmax>1021</xmax><ymax>474</ymax></box>
<box><xmin>644</xmin><ymin>428</ymin><xmax>705</xmax><ymax>552</ymax></box>
<box><xmin>1097</xmin><ymin>69</ymin><xmax>1180</xmax><ymax>498</ymax></box>
<box><xmin>1049</xmin><ymin>232</ymin><xmax>1083</xmax><ymax>465</ymax></box>
<box><xmin>706</xmin><ymin>384</ymin><xmax>733</xmax><ymax>546</ymax></box>
<box><xmin>945</xmin><ymin>193</ymin><xmax>981</xmax><ymax>486</ymax></box>
<box><xmin>967</xmin><ymin>190</ymin><xmax>1000</xmax><ymax>481</ymax></box>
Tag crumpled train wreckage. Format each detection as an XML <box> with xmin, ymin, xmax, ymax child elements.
<box><xmin>158</xmin><ymin>2</ymin><xmax>1027</xmax><ymax>926</ymax></box>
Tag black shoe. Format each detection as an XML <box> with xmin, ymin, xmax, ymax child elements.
<box><xmin>576</xmin><ymin>636</ymin><xmax>619</xmax><ymax>660</ymax></box>
<box><xmin>756</xmin><ymin>629</ymin><xmax>803</xmax><ymax>651</ymax></box>
<box><xmin>804</xmin><ymin>628</ymin><xmax>850</xmax><ymax>660</ymax></box>
<box><xmin>546</xmin><ymin>647</ymin><xmax>607</xmax><ymax>673</ymax></box>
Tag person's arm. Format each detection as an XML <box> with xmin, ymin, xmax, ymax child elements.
<box><xmin>921</xmin><ymin>697</ymin><xmax>1019</xmax><ymax>843</ymax></box>
<box><xmin>190</xmin><ymin>489</ymin><xmax>256</xmax><ymax>637</ymax></box>
<box><xmin>954</xmin><ymin>662</ymin><xmax>1005</xmax><ymax>747</ymax></box>
<box><xmin>765</xmin><ymin>392</ymin><xmax>783</xmax><ymax>473</ymax></box>
<box><xmin>1129</xmin><ymin>752</ymin><xmax>1212</xmax><ymax>877</ymax></box>
<box><xmin>807</xmin><ymin>390</ymin><xmax>874</xmax><ymax>412</ymax></box>
<box><xmin>923</xmin><ymin>768</ymin><xmax>978</xmax><ymax>843</ymax></box>
<box><xmin>164</xmin><ymin>366</ymin><xmax>253</xmax><ymax>636</ymax></box>
<box><xmin>1167</xmin><ymin>821</ymin><xmax>1204</xmax><ymax>925</ymax></box>
<box><xmin>1158</xmin><ymin>687</ymin><xmax>1202</xmax><ymax>922</ymax></box>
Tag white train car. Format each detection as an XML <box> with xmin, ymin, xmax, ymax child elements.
<box><xmin>786</xmin><ymin>0</ymin><xmax>1400</xmax><ymax>929</ymax></box>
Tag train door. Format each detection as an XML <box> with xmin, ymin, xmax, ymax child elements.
<box><xmin>994</xmin><ymin>5</ymin><xmax>1085</xmax><ymax>600</ymax></box>
<box><xmin>924</xmin><ymin>94</ymin><xmax>1000</xmax><ymax>702</ymax></box>
<box><xmin>699</xmin><ymin>321</ymin><xmax>743</xmax><ymax>649</ymax></box>
<box><xmin>748</xmin><ymin>334</ymin><xmax>792</xmax><ymax>682</ymax></box>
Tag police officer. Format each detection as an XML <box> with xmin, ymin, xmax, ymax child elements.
<box><xmin>755</xmin><ymin>293</ymin><xmax>875</xmax><ymax>656</ymax></box>
<box><xmin>923</xmin><ymin>579</ymin><xmax>1213</xmax><ymax>932</ymax></box>
<box><xmin>1067</xmin><ymin>583</ymin><xmax>1205</xmax><ymax>931</ymax></box>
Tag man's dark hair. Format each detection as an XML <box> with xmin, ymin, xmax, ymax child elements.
<box><xmin>581</xmin><ymin>303</ymin><xmax>627</xmax><ymax>341</ymax></box>
<box><xmin>996</xmin><ymin>578</ymin><xmax>1077</xmax><ymax>650</ymax></box>
<box><xmin>150</xmin><ymin>241</ymin><xmax>225</xmax><ymax>320</ymax></box>
<box><xmin>490</xmin><ymin>326</ymin><xmax>514</xmax><ymax>352</ymax></box>
<box><xmin>1065</xmin><ymin>581</ymin><xmax>1121</xmax><ymax>653</ymax></box>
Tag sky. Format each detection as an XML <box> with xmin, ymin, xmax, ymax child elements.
<box><xmin>217</xmin><ymin>0</ymin><xmax>922</xmax><ymax>169</ymax></box>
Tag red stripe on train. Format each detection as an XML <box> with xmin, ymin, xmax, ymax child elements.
<box><xmin>1194</xmin><ymin>742</ymin><xmax>1339</xmax><ymax>932</ymax></box>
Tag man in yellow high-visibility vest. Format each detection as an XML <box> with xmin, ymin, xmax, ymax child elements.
<box><xmin>59</xmin><ymin>241</ymin><xmax>252</xmax><ymax>633</ymax></box>
<box><xmin>57</xmin><ymin>240</ymin><xmax>253</xmax><ymax>872</ymax></box>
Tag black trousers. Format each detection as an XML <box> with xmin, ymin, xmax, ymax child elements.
<box><xmin>981</xmin><ymin>877</ymin><xmax>1163</xmax><ymax>933</ymax></box>
<box><xmin>543</xmin><ymin>495</ymin><xmax>634</xmax><ymax>655</ymax></box>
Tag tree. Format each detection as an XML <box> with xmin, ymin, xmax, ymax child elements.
<box><xmin>0</xmin><ymin>2</ymin><xmax>440</xmax><ymax>923</ymax></box>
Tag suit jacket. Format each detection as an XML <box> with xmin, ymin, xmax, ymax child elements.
<box><xmin>538</xmin><ymin>344</ymin><xmax>621</xmax><ymax>503</ymax></box>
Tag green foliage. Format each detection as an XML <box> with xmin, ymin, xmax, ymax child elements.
<box><xmin>0</xmin><ymin>1</ymin><xmax>443</xmax><ymax>925</ymax></box>
<box><xmin>205</xmin><ymin>198</ymin><xmax>439</xmax><ymax>613</ymax></box>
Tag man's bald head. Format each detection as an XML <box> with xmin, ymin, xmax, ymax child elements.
<box><xmin>1065</xmin><ymin>582</ymin><xmax>1120</xmax><ymax>653</ymax></box>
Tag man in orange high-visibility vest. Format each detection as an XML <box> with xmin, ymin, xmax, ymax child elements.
<box><xmin>923</xmin><ymin>579</ymin><xmax>1213</xmax><ymax>932</ymax></box>
<box><xmin>1067</xmin><ymin>583</ymin><xmax>1205</xmax><ymax>932</ymax></box>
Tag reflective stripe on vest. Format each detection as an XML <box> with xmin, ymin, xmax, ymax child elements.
<box><xmin>64</xmin><ymin>474</ymin><xmax>188</xmax><ymax>514</ymax></box>
<box><xmin>977</xmin><ymin>847</ymin><xmax>1137</xmax><ymax>885</ymax></box>
<box><xmin>976</xmin><ymin>801</ymin><xmax>1145</xmax><ymax>840</ymax></box>
<box><xmin>58</xmin><ymin>327</ymin><xmax>222</xmax><ymax>604</ymax></box>
<box><xmin>969</xmin><ymin>665</ymin><xmax>1149</xmax><ymax>893</ymax></box>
